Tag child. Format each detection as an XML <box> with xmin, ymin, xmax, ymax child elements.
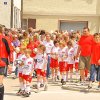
<box><xmin>13</xmin><ymin>47</ymin><xmax>20</xmax><ymax>79</ymax></box>
<box><xmin>50</xmin><ymin>40</ymin><xmax>59</xmax><ymax>82</ymax></box>
<box><xmin>58</xmin><ymin>41</ymin><xmax>67</xmax><ymax>85</ymax></box>
<box><xmin>88</xmin><ymin>33</ymin><xmax>100</xmax><ymax>89</ymax></box>
<box><xmin>35</xmin><ymin>44</ymin><xmax>48</xmax><ymax>93</ymax></box>
<box><xmin>15</xmin><ymin>47</ymin><xmax>27</xmax><ymax>95</ymax></box>
<box><xmin>22</xmin><ymin>49</ymin><xmax>34</xmax><ymax>97</ymax></box>
<box><xmin>73</xmin><ymin>43</ymin><xmax>79</xmax><ymax>82</ymax></box>
<box><xmin>66</xmin><ymin>41</ymin><xmax>75</xmax><ymax>82</ymax></box>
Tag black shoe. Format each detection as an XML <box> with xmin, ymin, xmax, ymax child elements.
<box><xmin>57</xmin><ymin>76</ymin><xmax>60</xmax><ymax>80</ymax></box>
<box><xmin>23</xmin><ymin>92</ymin><xmax>30</xmax><ymax>97</ymax></box>
<box><xmin>16</xmin><ymin>89</ymin><xmax>21</xmax><ymax>96</ymax></box>
<box><xmin>98</xmin><ymin>85</ymin><xmax>100</xmax><ymax>88</ymax></box>
<box><xmin>61</xmin><ymin>79</ymin><xmax>64</xmax><ymax>83</ymax></box>
<box><xmin>32</xmin><ymin>84</ymin><xmax>37</xmax><ymax>89</ymax></box>
<box><xmin>40</xmin><ymin>84</ymin><xmax>44</xmax><ymax>88</ymax></box>
<box><xmin>62</xmin><ymin>81</ymin><xmax>66</xmax><ymax>85</ymax></box>
<box><xmin>88</xmin><ymin>85</ymin><xmax>92</xmax><ymax>89</ymax></box>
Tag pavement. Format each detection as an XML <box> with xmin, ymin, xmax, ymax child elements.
<box><xmin>3</xmin><ymin>75</ymin><xmax>100</xmax><ymax>100</ymax></box>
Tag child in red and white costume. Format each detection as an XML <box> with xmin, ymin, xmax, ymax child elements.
<box><xmin>58</xmin><ymin>41</ymin><xmax>67</xmax><ymax>85</ymax></box>
<box><xmin>50</xmin><ymin>40</ymin><xmax>59</xmax><ymax>82</ymax></box>
<box><xmin>73</xmin><ymin>42</ymin><xmax>79</xmax><ymax>81</ymax></box>
<box><xmin>35</xmin><ymin>44</ymin><xmax>48</xmax><ymax>93</ymax></box>
<box><xmin>22</xmin><ymin>49</ymin><xmax>34</xmax><ymax>97</ymax></box>
<box><xmin>15</xmin><ymin>47</ymin><xmax>27</xmax><ymax>95</ymax></box>
<box><xmin>66</xmin><ymin>41</ymin><xmax>75</xmax><ymax>82</ymax></box>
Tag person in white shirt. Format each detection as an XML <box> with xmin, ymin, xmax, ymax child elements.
<box><xmin>43</xmin><ymin>33</ymin><xmax>54</xmax><ymax>78</ymax></box>
<box><xmin>15</xmin><ymin>47</ymin><xmax>27</xmax><ymax>96</ymax></box>
<box><xmin>58</xmin><ymin>41</ymin><xmax>67</xmax><ymax>85</ymax></box>
<box><xmin>35</xmin><ymin>44</ymin><xmax>48</xmax><ymax>93</ymax></box>
<box><xmin>66</xmin><ymin>41</ymin><xmax>75</xmax><ymax>82</ymax></box>
<box><xmin>73</xmin><ymin>43</ymin><xmax>79</xmax><ymax>81</ymax></box>
<box><xmin>22</xmin><ymin>49</ymin><xmax>34</xmax><ymax>97</ymax></box>
<box><xmin>50</xmin><ymin>40</ymin><xmax>59</xmax><ymax>82</ymax></box>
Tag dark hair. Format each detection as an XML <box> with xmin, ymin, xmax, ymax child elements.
<box><xmin>40</xmin><ymin>30</ymin><xmax>45</xmax><ymax>35</ymax></box>
<box><xmin>53</xmin><ymin>40</ymin><xmax>59</xmax><ymax>45</ymax></box>
<box><xmin>70</xmin><ymin>35</ymin><xmax>76</xmax><ymax>39</ymax></box>
<box><xmin>0</xmin><ymin>25</ymin><xmax>3</xmax><ymax>33</ymax></box>
<box><xmin>67</xmin><ymin>41</ymin><xmax>73</xmax><ymax>46</ymax></box>
<box><xmin>83</xmin><ymin>27</ymin><xmax>90</xmax><ymax>32</ymax></box>
<box><xmin>93</xmin><ymin>33</ymin><xmax>99</xmax><ymax>37</ymax></box>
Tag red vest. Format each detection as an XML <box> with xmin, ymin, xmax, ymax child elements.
<box><xmin>0</xmin><ymin>34</ymin><xmax>13</xmax><ymax>62</ymax></box>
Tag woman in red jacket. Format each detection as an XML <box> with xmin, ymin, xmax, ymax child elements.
<box><xmin>0</xmin><ymin>26</ymin><xmax>13</xmax><ymax>100</ymax></box>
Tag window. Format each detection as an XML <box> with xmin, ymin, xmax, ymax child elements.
<box><xmin>59</xmin><ymin>20</ymin><xmax>88</xmax><ymax>32</ymax></box>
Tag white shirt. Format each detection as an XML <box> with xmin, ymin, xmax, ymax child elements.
<box><xmin>58</xmin><ymin>47</ymin><xmax>67</xmax><ymax>62</ymax></box>
<box><xmin>51</xmin><ymin>46</ymin><xmax>59</xmax><ymax>59</ymax></box>
<box><xmin>66</xmin><ymin>47</ymin><xmax>75</xmax><ymax>64</ymax></box>
<box><xmin>43</xmin><ymin>40</ymin><xmax>54</xmax><ymax>54</ymax></box>
<box><xmin>15</xmin><ymin>54</ymin><xmax>27</xmax><ymax>73</ymax></box>
<box><xmin>35</xmin><ymin>53</ymin><xmax>47</xmax><ymax>70</ymax></box>
<box><xmin>22</xmin><ymin>57</ymin><xmax>34</xmax><ymax>75</ymax></box>
<box><xmin>73</xmin><ymin>43</ymin><xmax>79</xmax><ymax>63</ymax></box>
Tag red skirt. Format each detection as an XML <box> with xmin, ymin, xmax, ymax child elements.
<box><xmin>66</xmin><ymin>64</ymin><xmax>74</xmax><ymax>71</ymax></box>
<box><xmin>59</xmin><ymin>62</ymin><xmax>67</xmax><ymax>72</ymax></box>
<box><xmin>23</xmin><ymin>74</ymin><xmax>32</xmax><ymax>83</ymax></box>
<box><xmin>36</xmin><ymin>69</ymin><xmax>46</xmax><ymax>77</ymax></box>
<box><xmin>50</xmin><ymin>58</ymin><xmax>58</xmax><ymax>68</ymax></box>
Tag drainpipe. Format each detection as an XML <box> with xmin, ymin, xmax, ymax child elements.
<box><xmin>21</xmin><ymin>0</ymin><xmax>23</xmax><ymax>28</ymax></box>
<box><xmin>10</xmin><ymin>0</ymin><xmax>13</xmax><ymax>28</ymax></box>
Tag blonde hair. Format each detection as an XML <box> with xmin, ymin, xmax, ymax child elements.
<box><xmin>25</xmin><ymin>49</ymin><xmax>32</xmax><ymax>54</ymax></box>
<box><xmin>59</xmin><ymin>41</ymin><xmax>66</xmax><ymax>47</ymax></box>
<box><xmin>38</xmin><ymin>44</ymin><xmax>46</xmax><ymax>52</ymax></box>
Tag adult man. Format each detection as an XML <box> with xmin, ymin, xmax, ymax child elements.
<box><xmin>0</xmin><ymin>25</ymin><xmax>13</xmax><ymax>100</ymax></box>
<box><xmin>76</xmin><ymin>27</ymin><xmax>93</xmax><ymax>84</ymax></box>
<box><xmin>43</xmin><ymin>33</ymin><xmax>54</xmax><ymax>78</ymax></box>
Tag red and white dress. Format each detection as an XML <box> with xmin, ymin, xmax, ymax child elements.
<box><xmin>58</xmin><ymin>47</ymin><xmax>67</xmax><ymax>72</ymax></box>
<box><xmin>73</xmin><ymin>43</ymin><xmax>79</xmax><ymax>70</ymax></box>
<box><xmin>35</xmin><ymin>53</ymin><xmax>47</xmax><ymax>77</ymax></box>
<box><xmin>22</xmin><ymin>57</ymin><xmax>34</xmax><ymax>82</ymax></box>
<box><xmin>50</xmin><ymin>46</ymin><xmax>59</xmax><ymax>68</ymax></box>
<box><xmin>15</xmin><ymin>54</ymin><xmax>27</xmax><ymax>78</ymax></box>
<box><xmin>66</xmin><ymin>47</ymin><xmax>75</xmax><ymax>71</ymax></box>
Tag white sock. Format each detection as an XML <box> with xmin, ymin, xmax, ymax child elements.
<box><xmin>26</xmin><ymin>85</ymin><xmax>31</xmax><ymax>93</ymax></box>
<box><xmin>37</xmin><ymin>82</ymin><xmax>40</xmax><ymax>89</ymax></box>
<box><xmin>66</xmin><ymin>73</ymin><xmax>68</xmax><ymax>81</ymax></box>
<box><xmin>20</xmin><ymin>82</ymin><xmax>24</xmax><ymax>91</ymax></box>
<box><xmin>62</xmin><ymin>74</ymin><xmax>64</xmax><ymax>80</ymax></box>
<box><xmin>70</xmin><ymin>72</ymin><xmax>73</xmax><ymax>79</ymax></box>
<box><xmin>23</xmin><ymin>84</ymin><xmax>26</xmax><ymax>91</ymax></box>
<box><xmin>55</xmin><ymin>73</ymin><xmax>57</xmax><ymax>79</ymax></box>
<box><xmin>44</xmin><ymin>82</ymin><xmax>47</xmax><ymax>86</ymax></box>
<box><xmin>25</xmin><ymin>84</ymin><xmax>30</xmax><ymax>93</ymax></box>
<box><xmin>57</xmin><ymin>71</ymin><xmax>60</xmax><ymax>76</ymax></box>
<box><xmin>41</xmin><ymin>79</ymin><xmax>43</xmax><ymax>84</ymax></box>
<box><xmin>64</xmin><ymin>75</ymin><xmax>66</xmax><ymax>81</ymax></box>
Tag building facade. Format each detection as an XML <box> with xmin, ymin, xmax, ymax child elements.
<box><xmin>0</xmin><ymin>0</ymin><xmax>21</xmax><ymax>28</ymax></box>
<box><xmin>23</xmin><ymin>0</ymin><xmax>100</xmax><ymax>33</ymax></box>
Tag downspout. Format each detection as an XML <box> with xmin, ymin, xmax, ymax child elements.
<box><xmin>10</xmin><ymin>0</ymin><xmax>13</xmax><ymax>28</ymax></box>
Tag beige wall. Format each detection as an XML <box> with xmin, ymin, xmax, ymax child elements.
<box><xmin>23</xmin><ymin>15</ymin><xmax>100</xmax><ymax>33</ymax></box>
<box><xmin>23</xmin><ymin>0</ymin><xmax>98</xmax><ymax>15</ymax></box>
<box><xmin>23</xmin><ymin>0</ymin><xmax>100</xmax><ymax>33</ymax></box>
<box><xmin>0</xmin><ymin>0</ymin><xmax>11</xmax><ymax>28</ymax></box>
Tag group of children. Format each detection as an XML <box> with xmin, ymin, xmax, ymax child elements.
<box><xmin>14</xmin><ymin>44</ymin><xmax>48</xmax><ymax>97</ymax></box>
<box><xmin>9</xmin><ymin>29</ymin><xmax>100</xmax><ymax>97</ymax></box>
